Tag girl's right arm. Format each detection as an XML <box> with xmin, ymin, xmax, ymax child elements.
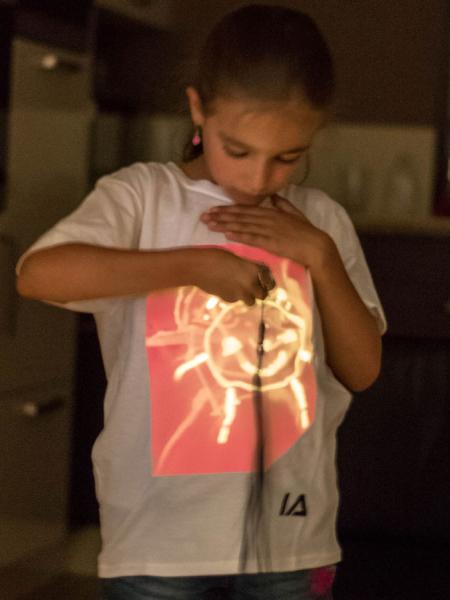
<box><xmin>16</xmin><ymin>243</ymin><xmax>266</xmax><ymax>306</ymax></box>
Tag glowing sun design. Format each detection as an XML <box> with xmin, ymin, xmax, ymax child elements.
<box><xmin>146</xmin><ymin>245</ymin><xmax>316</xmax><ymax>476</ymax></box>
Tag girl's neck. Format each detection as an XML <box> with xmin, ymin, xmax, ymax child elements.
<box><xmin>178</xmin><ymin>156</ymin><xmax>215</xmax><ymax>184</ymax></box>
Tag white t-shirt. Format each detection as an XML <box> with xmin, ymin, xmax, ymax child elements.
<box><xmin>19</xmin><ymin>161</ymin><xmax>386</xmax><ymax>578</ymax></box>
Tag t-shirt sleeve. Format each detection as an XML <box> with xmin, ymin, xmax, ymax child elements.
<box><xmin>294</xmin><ymin>187</ymin><xmax>387</xmax><ymax>335</ymax></box>
<box><xmin>325</xmin><ymin>201</ymin><xmax>387</xmax><ymax>335</ymax></box>
<box><xmin>16</xmin><ymin>172</ymin><xmax>144</xmax><ymax>313</ymax></box>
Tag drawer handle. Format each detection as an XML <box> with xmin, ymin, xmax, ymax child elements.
<box><xmin>20</xmin><ymin>396</ymin><xmax>65</xmax><ymax>418</ymax></box>
<box><xmin>39</xmin><ymin>53</ymin><xmax>83</xmax><ymax>73</ymax></box>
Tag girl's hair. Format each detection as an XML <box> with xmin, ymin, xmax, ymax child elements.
<box><xmin>183</xmin><ymin>3</ymin><xmax>335</xmax><ymax>161</ymax></box>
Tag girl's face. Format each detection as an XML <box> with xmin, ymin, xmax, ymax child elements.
<box><xmin>186</xmin><ymin>87</ymin><xmax>325</xmax><ymax>205</ymax></box>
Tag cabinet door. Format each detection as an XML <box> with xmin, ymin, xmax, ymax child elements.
<box><xmin>337</xmin><ymin>235</ymin><xmax>450</xmax><ymax>542</ymax></box>
<box><xmin>1</xmin><ymin>36</ymin><xmax>94</xmax><ymax>390</ymax></box>
<box><xmin>0</xmin><ymin>37</ymin><xmax>94</xmax><ymax>592</ymax></box>
<box><xmin>0</xmin><ymin>382</ymin><xmax>75</xmax><ymax>596</ymax></box>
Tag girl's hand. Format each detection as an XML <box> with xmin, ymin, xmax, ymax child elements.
<box><xmin>193</xmin><ymin>247</ymin><xmax>275</xmax><ymax>306</ymax></box>
<box><xmin>201</xmin><ymin>199</ymin><xmax>382</xmax><ymax>391</ymax></box>
<box><xmin>200</xmin><ymin>195</ymin><xmax>334</xmax><ymax>275</ymax></box>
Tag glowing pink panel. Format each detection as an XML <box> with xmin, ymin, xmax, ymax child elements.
<box><xmin>146</xmin><ymin>244</ymin><xmax>316</xmax><ymax>476</ymax></box>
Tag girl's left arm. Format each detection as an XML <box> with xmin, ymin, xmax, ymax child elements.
<box><xmin>200</xmin><ymin>197</ymin><xmax>382</xmax><ymax>392</ymax></box>
<box><xmin>306</xmin><ymin>235</ymin><xmax>382</xmax><ymax>391</ymax></box>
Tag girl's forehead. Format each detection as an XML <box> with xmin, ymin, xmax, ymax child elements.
<box><xmin>207</xmin><ymin>96</ymin><xmax>325</xmax><ymax>145</ymax></box>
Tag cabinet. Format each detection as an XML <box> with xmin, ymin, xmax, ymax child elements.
<box><xmin>0</xmin><ymin>5</ymin><xmax>12</xmax><ymax>213</ymax></box>
<box><xmin>336</xmin><ymin>233</ymin><xmax>450</xmax><ymax>595</ymax></box>
<box><xmin>0</xmin><ymin>34</ymin><xmax>94</xmax><ymax>593</ymax></box>
<box><xmin>92</xmin><ymin>7</ymin><xmax>181</xmax><ymax>113</ymax></box>
<box><xmin>337</xmin><ymin>233</ymin><xmax>450</xmax><ymax>538</ymax></box>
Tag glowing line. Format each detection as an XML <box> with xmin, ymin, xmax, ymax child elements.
<box><xmin>264</xmin><ymin>297</ymin><xmax>305</xmax><ymax>329</ymax></box>
<box><xmin>222</xmin><ymin>336</ymin><xmax>243</xmax><ymax>357</ymax></box>
<box><xmin>199</xmin><ymin>289</ymin><xmax>313</xmax><ymax>392</ymax></box>
<box><xmin>241</xmin><ymin>350</ymin><xmax>289</xmax><ymax>377</ymax></box>
<box><xmin>174</xmin><ymin>285</ymin><xmax>197</xmax><ymax>326</ymax></box>
<box><xmin>217</xmin><ymin>388</ymin><xmax>239</xmax><ymax>444</ymax></box>
<box><xmin>299</xmin><ymin>349</ymin><xmax>312</xmax><ymax>362</ymax></box>
<box><xmin>156</xmin><ymin>388</ymin><xmax>210</xmax><ymax>472</ymax></box>
<box><xmin>166</xmin><ymin>280</ymin><xmax>314</xmax><ymax>398</ymax></box>
<box><xmin>206</xmin><ymin>296</ymin><xmax>220</xmax><ymax>310</ymax></box>
<box><xmin>275</xmin><ymin>288</ymin><xmax>288</xmax><ymax>302</ymax></box>
<box><xmin>290</xmin><ymin>378</ymin><xmax>310</xmax><ymax>429</ymax></box>
<box><xmin>277</xmin><ymin>329</ymin><xmax>300</xmax><ymax>344</ymax></box>
<box><xmin>174</xmin><ymin>352</ymin><xmax>208</xmax><ymax>380</ymax></box>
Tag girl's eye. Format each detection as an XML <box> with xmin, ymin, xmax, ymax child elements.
<box><xmin>224</xmin><ymin>147</ymin><xmax>248</xmax><ymax>159</ymax></box>
<box><xmin>276</xmin><ymin>155</ymin><xmax>302</xmax><ymax>165</ymax></box>
<box><xmin>223</xmin><ymin>146</ymin><xmax>302</xmax><ymax>163</ymax></box>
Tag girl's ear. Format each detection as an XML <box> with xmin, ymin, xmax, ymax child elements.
<box><xmin>186</xmin><ymin>86</ymin><xmax>206</xmax><ymax>127</ymax></box>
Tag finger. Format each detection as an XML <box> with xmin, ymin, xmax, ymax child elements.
<box><xmin>271</xmin><ymin>195</ymin><xmax>305</xmax><ymax>217</ymax></box>
<box><xmin>257</xmin><ymin>264</ymin><xmax>276</xmax><ymax>292</ymax></box>
<box><xmin>201</xmin><ymin>214</ymin><xmax>268</xmax><ymax>230</ymax></box>
<box><xmin>253</xmin><ymin>279</ymin><xmax>268</xmax><ymax>300</ymax></box>
<box><xmin>254</xmin><ymin>289</ymin><xmax>266</xmax><ymax>302</ymax></box>
<box><xmin>207</xmin><ymin>220</ymin><xmax>271</xmax><ymax>237</ymax></box>
<box><xmin>225</xmin><ymin>232</ymin><xmax>273</xmax><ymax>250</ymax></box>
<box><xmin>204</xmin><ymin>216</ymin><xmax>269</xmax><ymax>229</ymax></box>
<box><xmin>242</xmin><ymin>291</ymin><xmax>256</xmax><ymax>306</ymax></box>
<box><xmin>203</xmin><ymin>205</ymin><xmax>275</xmax><ymax>220</ymax></box>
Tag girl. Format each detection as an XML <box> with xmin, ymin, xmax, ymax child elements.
<box><xmin>16</xmin><ymin>4</ymin><xmax>385</xmax><ymax>600</ymax></box>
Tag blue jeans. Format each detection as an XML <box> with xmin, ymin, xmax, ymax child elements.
<box><xmin>101</xmin><ymin>569</ymin><xmax>333</xmax><ymax>600</ymax></box>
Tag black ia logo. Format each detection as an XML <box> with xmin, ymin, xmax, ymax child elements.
<box><xmin>279</xmin><ymin>493</ymin><xmax>307</xmax><ymax>516</ymax></box>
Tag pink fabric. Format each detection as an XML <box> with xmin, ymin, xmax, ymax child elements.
<box><xmin>311</xmin><ymin>565</ymin><xmax>336</xmax><ymax>597</ymax></box>
<box><xmin>146</xmin><ymin>244</ymin><xmax>316</xmax><ymax>476</ymax></box>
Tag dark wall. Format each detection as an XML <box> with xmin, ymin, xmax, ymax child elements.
<box><xmin>297</xmin><ymin>0</ymin><xmax>449</xmax><ymax>125</ymax></box>
<box><xmin>337</xmin><ymin>234</ymin><xmax>450</xmax><ymax>545</ymax></box>
<box><xmin>5</xmin><ymin>0</ymin><xmax>449</xmax><ymax>124</ymax></box>
<box><xmin>181</xmin><ymin>0</ymin><xmax>449</xmax><ymax>125</ymax></box>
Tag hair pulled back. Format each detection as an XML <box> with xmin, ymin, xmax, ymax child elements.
<box><xmin>184</xmin><ymin>3</ymin><xmax>335</xmax><ymax>161</ymax></box>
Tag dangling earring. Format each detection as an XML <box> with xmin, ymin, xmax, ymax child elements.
<box><xmin>192</xmin><ymin>126</ymin><xmax>202</xmax><ymax>147</ymax></box>
<box><xmin>297</xmin><ymin>153</ymin><xmax>311</xmax><ymax>185</ymax></box>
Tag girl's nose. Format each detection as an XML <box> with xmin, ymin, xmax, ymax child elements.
<box><xmin>248</xmin><ymin>163</ymin><xmax>272</xmax><ymax>195</ymax></box>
